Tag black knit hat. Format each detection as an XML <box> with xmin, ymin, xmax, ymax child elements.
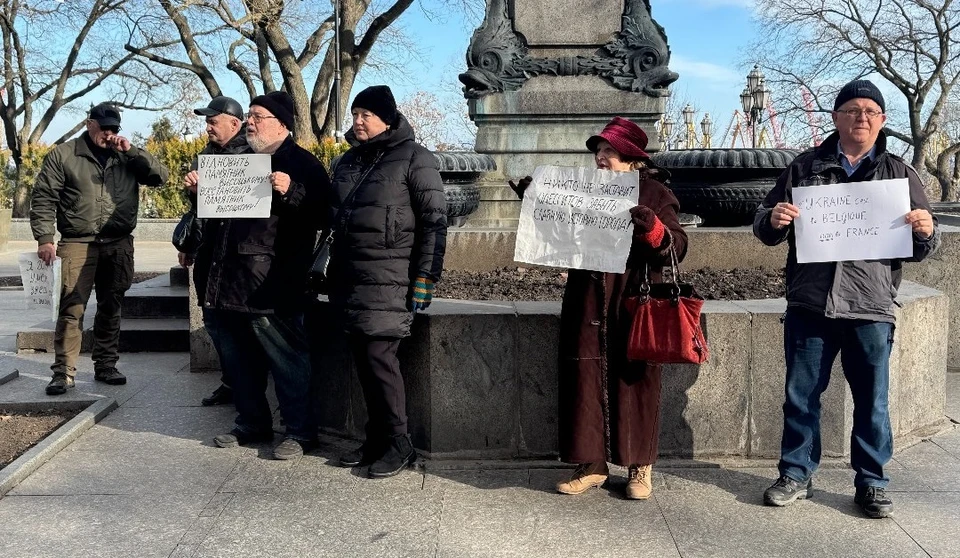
<box><xmin>249</xmin><ymin>91</ymin><xmax>295</xmax><ymax>130</ymax></box>
<box><xmin>834</xmin><ymin>79</ymin><xmax>885</xmax><ymax>112</ymax></box>
<box><xmin>351</xmin><ymin>85</ymin><xmax>397</xmax><ymax>126</ymax></box>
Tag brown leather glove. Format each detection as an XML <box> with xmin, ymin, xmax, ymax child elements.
<box><xmin>508</xmin><ymin>176</ymin><xmax>532</xmax><ymax>200</ymax></box>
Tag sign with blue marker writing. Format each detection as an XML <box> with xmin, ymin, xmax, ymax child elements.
<box><xmin>514</xmin><ymin>165</ymin><xmax>640</xmax><ymax>273</ymax></box>
<box><xmin>197</xmin><ymin>154</ymin><xmax>272</xmax><ymax>218</ymax></box>
<box><xmin>792</xmin><ymin>178</ymin><xmax>912</xmax><ymax>263</ymax></box>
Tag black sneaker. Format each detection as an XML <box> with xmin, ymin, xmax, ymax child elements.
<box><xmin>368</xmin><ymin>434</ymin><xmax>416</xmax><ymax>478</ymax></box>
<box><xmin>202</xmin><ymin>385</ymin><xmax>233</xmax><ymax>406</ymax></box>
<box><xmin>94</xmin><ymin>367</ymin><xmax>126</xmax><ymax>385</ymax></box>
<box><xmin>339</xmin><ymin>439</ymin><xmax>388</xmax><ymax>468</ymax></box>
<box><xmin>273</xmin><ymin>437</ymin><xmax>320</xmax><ymax>460</ymax></box>
<box><xmin>45</xmin><ymin>374</ymin><xmax>75</xmax><ymax>396</ymax></box>
<box><xmin>213</xmin><ymin>428</ymin><xmax>274</xmax><ymax>448</ymax></box>
<box><xmin>763</xmin><ymin>475</ymin><xmax>813</xmax><ymax>506</ymax></box>
<box><xmin>855</xmin><ymin>486</ymin><xmax>894</xmax><ymax>518</ymax></box>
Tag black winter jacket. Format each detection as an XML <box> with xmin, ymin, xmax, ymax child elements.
<box><xmin>178</xmin><ymin>131</ymin><xmax>251</xmax><ymax>255</ymax></box>
<box><xmin>327</xmin><ymin>115</ymin><xmax>447</xmax><ymax>338</ymax></box>
<box><xmin>194</xmin><ymin>136</ymin><xmax>329</xmax><ymax>313</ymax></box>
<box><xmin>754</xmin><ymin>130</ymin><xmax>941</xmax><ymax>322</ymax></box>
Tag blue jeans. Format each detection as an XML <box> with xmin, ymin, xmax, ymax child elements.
<box><xmin>204</xmin><ymin>309</ymin><xmax>317</xmax><ymax>441</ymax></box>
<box><xmin>779</xmin><ymin>308</ymin><xmax>894</xmax><ymax>488</ymax></box>
<box><xmin>202</xmin><ymin>308</ymin><xmax>231</xmax><ymax>389</ymax></box>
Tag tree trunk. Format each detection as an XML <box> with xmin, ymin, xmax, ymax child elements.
<box><xmin>12</xmin><ymin>165</ymin><xmax>29</xmax><ymax>218</ymax></box>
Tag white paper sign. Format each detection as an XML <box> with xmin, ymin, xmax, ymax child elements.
<box><xmin>18</xmin><ymin>253</ymin><xmax>61</xmax><ymax>322</ymax></box>
<box><xmin>792</xmin><ymin>178</ymin><xmax>913</xmax><ymax>263</ymax></box>
<box><xmin>514</xmin><ymin>165</ymin><xmax>640</xmax><ymax>273</ymax></box>
<box><xmin>197</xmin><ymin>154</ymin><xmax>272</xmax><ymax>218</ymax></box>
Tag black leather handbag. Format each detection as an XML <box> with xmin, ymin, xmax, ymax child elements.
<box><xmin>307</xmin><ymin>153</ymin><xmax>382</xmax><ymax>294</ymax></box>
<box><xmin>172</xmin><ymin>210</ymin><xmax>201</xmax><ymax>254</ymax></box>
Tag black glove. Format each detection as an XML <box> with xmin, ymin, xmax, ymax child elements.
<box><xmin>629</xmin><ymin>205</ymin><xmax>657</xmax><ymax>233</ymax></box>
<box><xmin>508</xmin><ymin>176</ymin><xmax>532</xmax><ymax>200</ymax></box>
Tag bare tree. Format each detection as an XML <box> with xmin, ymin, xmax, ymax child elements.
<box><xmin>750</xmin><ymin>0</ymin><xmax>960</xmax><ymax>200</ymax></box>
<box><xmin>125</xmin><ymin>0</ymin><xmax>482</xmax><ymax>144</ymax></box>
<box><xmin>0</xmin><ymin>0</ymin><xmax>191</xmax><ymax>216</ymax></box>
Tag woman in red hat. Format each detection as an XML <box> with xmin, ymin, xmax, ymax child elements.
<box><xmin>511</xmin><ymin>116</ymin><xmax>688</xmax><ymax>500</ymax></box>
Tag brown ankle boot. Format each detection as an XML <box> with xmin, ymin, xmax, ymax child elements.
<box><xmin>625</xmin><ymin>464</ymin><xmax>653</xmax><ymax>500</ymax></box>
<box><xmin>556</xmin><ymin>462</ymin><xmax>609</xmax><ymax>495</ymax></box>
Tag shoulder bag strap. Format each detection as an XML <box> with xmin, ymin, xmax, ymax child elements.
<box><xmin>331</xmin><ymin>151</ymin><xmax>384</xmax><ymax>233</ymax></box>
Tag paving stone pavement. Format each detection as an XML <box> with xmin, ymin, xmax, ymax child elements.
<box><xmin>0</xmin><ymin>350</ymin><xmax>957</xmax><ymax>558</ymax></box>
<box><xmin>0</xmin><ymin>244</ymin><xmax>959</xmax><ymax>557</ymax></box>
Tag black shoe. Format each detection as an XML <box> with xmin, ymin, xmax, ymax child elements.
<box><xmin>202</xmin><ymin>385</ymin><xmax>233</xmax><ymax>406</ymax></box>
<box><xmin>855</xmin><ymin>486</ymin><xmax>894</xmax><ymax>518</ymax></box>
<box><xmin>45</xmin><ymin>374</ymin><xmax>75</xmax><ymax>396</ymax></box>
<box><xmin>339</xmin><ymin>439</ymin><xmax>388</xmax><ymax>468</ymax></box>
<box><xmin>368</xmin><ymin>434</ymin><xmax>416</xmax><ymax>478</ymax></box>
<box><xmin>763</xmin><ymin>475</ymin><xmax>813</xmax><ymax>506</ymax></box>
<box><xmin>213</xmin><ymin>428</ymin><xmax>274</xmax><ymax>448</ymax></box>
<box><xmin>94</xmin><ymin>367</ymin><xmax>126</xmax><ymax>385</ymax></box>
<box><xmin>273</xmin><ymin>437</ymin><xmax>320</xmax><ymax>460</ymax></box>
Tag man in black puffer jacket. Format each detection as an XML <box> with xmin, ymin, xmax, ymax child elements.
<box><xmin>328</xmin><ymin>85</ymin><xmax>446</xmax><ymax>478</ymax></box>
<box><xmin>180</xmin><ymin>95</ymin><xmax>250</xmax><ymax>407</ymax></box>
<box><xmin>189</xmin><ymin>91</ymin><xmax>330</xmax><ymax>461</ymax></box>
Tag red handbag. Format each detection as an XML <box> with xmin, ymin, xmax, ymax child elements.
<box><xmin>623</xmin><ymin>248</ymin><xmax>709</xmax><ymax>364</ymax></box>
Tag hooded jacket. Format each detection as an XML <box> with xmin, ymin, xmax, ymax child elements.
<box><xmin>31</xmin><ymin>132</ymin><xmax>169</xmax><ymax>244</ymax></box>
<box><xmin>753</xmin><ymin>130</ymin><xmax>941</xmax><ymax>322</ymax></box>
<box><xmin>326</xmin><ymin>114</ymin><xmax>447</xmax><ymax>338</ymax></box>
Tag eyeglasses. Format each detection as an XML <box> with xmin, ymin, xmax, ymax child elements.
<box><xmin>836</xmin><ymin>109</ymin><xmax>883</xmax><ymax>120</ymax></box>
<box><xmin>245</xmin><ymin>112</ymin><xmax>277</xmax><ymax>123</ymax></box>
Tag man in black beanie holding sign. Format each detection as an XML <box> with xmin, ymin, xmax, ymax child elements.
<box><xmin>197</xmin><ymin>90</ymin><xmax>331</xmax><ymax>460</ymax></box>
<box><xmin>754</xmin><ymin>78</ymin><xmax>939</xmax><ymax>518</ymax></box>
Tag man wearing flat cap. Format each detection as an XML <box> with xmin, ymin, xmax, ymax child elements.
<box><xmin>193</xmin><ymin>90</ymin><xmax>331</xmax><ymax>460</ymax></box>
<box><xmin>181</xmin><ymin>95</ymin><xmax>250</xmax><ymax>407</ymax></box>
<box><xmin>31</xmin><ymin>102</ymin><xmax>169</xmax><ymax>395</ymax></box>
<box><xmin>754</xmin><ymin>79</ymin><xmax>940</xmax><ymax>518</ymax></box>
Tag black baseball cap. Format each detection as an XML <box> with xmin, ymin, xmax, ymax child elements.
<box><xmin>89</xmin><ymin>103</ymin><xmax>121</xmax><ymax>127</ymax></box>
<box><xmin>194</xmin><ymin>96</ymin><xmax>244</xmax><ymax>120</ymax></box>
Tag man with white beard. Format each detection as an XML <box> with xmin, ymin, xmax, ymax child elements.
<box><xmin>192</xmin><ymin>91</ymin><xmax>330</xmax><ymax>460</ymax></box>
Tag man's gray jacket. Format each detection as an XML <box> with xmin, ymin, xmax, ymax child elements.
<box><xmin>753</xmin><ymin>130</ymin><xmax>940</xmax><ymax>322</ymax></box>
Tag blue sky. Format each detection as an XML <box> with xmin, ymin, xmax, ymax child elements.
<box><xmin>50</xmin><ymin>0</ymin><xmax>761</xmax><ymax>146</ymax></box>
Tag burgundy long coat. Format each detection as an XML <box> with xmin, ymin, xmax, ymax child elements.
<box><xmin>557</xmin><ymin>170</ymin><xmax>688</xmax><ymax>467</ymax></box>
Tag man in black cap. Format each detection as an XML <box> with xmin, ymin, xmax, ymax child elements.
<box><xmin>181</xmin><ymin>95</ymin><xmax>250</xmax><ymax>407</ymax></box>
<box><xmin>31</xmin><ymin>102</ymin><xmax>169</xmax><ymax>395</ymax></box>
<box><xmin>754</xmin><ymin>79</ymin><xmax>940</xmax><ymax>518</ymax></box>
<box><xmin>196</xmin><ymin>90</ymin><xmax>330</xmax><ymax>460</ymax></box>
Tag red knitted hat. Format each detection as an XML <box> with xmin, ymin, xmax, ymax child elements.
<box><xmin>586</xmin><ymin>117</ymin><xmax>650</xmax><ymax>160</ymax></box>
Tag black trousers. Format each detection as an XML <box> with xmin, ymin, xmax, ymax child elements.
<box><xmin>349</xmin><ymin>335</ymin><xmax>406</xmax><ymax>437</ymax></box>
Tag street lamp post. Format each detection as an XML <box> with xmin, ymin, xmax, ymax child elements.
<box><xmin>740</xmin><ymin>64</ymin><xmax>772</xmax><ymax>148</ymax></box>
<box><xmin>682</xmin><ymin>104</ymin><xmax>695</xmax><ymax>149</ymax></box>
<box><xmin>700</xmin><ymin>113</ymin><xmax>713</xmax><ymax>149</ymax></box>
<box><xmin>661</xmin><ymin>115</ymin><xmax>675</xmax><ymax>151</ymax></box>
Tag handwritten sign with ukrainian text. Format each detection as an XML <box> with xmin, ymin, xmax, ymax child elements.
<box><xmin>513</xmin><ymin>165</ymin><xmax>640</xmax><ymax>273</ymax></box>
<box><xmin>792</xmin><ymin>178</ymin><xmax>913</xmax><ymax>263</ymax></box>
<box><xmin>18</xmin><ymin>253</ymin><xmax>61</xmax><ymax>322</ymax></box>
<box><xmin>197</xmin><ymin>154</ymin><xmax>272</xmax><ymax>218</ymax></box>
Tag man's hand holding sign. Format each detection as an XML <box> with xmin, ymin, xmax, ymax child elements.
<box><xmin>775</xmin><ymin>178</ymin><xmax>934</xmax><ymax>263</ymax></box>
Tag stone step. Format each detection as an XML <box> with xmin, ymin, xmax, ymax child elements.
<box><xmin>17</xmin><ymin>318</ymin><xmax>189</xmax><ymax>353</ymax></box>
<box><xmin>122</xmin><ymin>274</ymin><xmax>189</xmax><ymax>319</ymax></box>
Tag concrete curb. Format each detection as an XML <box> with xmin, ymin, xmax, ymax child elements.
<box><xmin>0</xmin><ymin>368</ymin><xmax>18</xmax><ymax>387</ymax></box>
<box><xmin>0</xmin><ymin>398</ymin><xmax>117</xmax><ymax>498</ymax></box>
